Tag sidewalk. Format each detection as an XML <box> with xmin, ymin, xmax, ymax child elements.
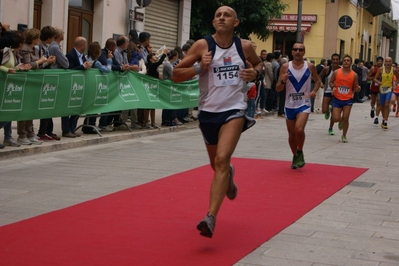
<box><xmin>0</xmin><ymin>109</ymin><xmax>198</xmax><ymax>160</ymax></box>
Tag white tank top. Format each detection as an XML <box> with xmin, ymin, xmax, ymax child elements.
<box><xmin>198</xmin><ymin>42</ymin><xmax>247</xmax><ymax>112</ymax></box>
<box><xmin>285</xmin><ymin>61</ymin><xmax>312</xmax><ymax>109</ymax></box>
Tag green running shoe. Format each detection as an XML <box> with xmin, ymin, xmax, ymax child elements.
<box><xmin>328</xmin><ymin>128</ymin><xmax>335</xmax><ymax>135</ymax></box>
<box><xmin>296</xmin><ymin>152</ymin><xmax>305</xmax><ymax>168</ymax></box>
<box><xmin>324</xmin><ymin>105</ymin><xmax>332</xmax><ymax>120</ymax></box>
<box><xmin>338</xmin><ymin>121</ymin><xmax>343</xmax><ymax>130</ymax></box>
<box><xmin>291</xmin><ymin>155</ymin><xmax>298</xmax><ymax>169</ymax></box>
<box><xmin>341</xmin><ymin>136</ymin><xmax>348</xmax><ymax>143</ymax></box>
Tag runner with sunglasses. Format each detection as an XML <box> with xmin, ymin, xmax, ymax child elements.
<box><xmin>276</xmin><ymin>43</ymin><xmax>321</xmax><ymax>169</ymax></box>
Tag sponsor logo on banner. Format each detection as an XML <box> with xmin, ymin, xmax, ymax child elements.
<box><xmin>1</xmin><ymin>74</ymin><xmax>27</xmax><ymax>111</ymax></box>
<box><xmin>186</xmin><ymin>84</ymin><xmax>198</xmax><ymax>102</ymax></box>
<box><xmin>69</xmin><ymin>75</ymin><xmax>85</xmax><ymax>107</ymax></box>
<box><xmin>169</xmin><ymin>84</ymin><xmax>182</xmax><ymax>103</ymax></box>
<box><xmin>142</xmin><ymin>79</ymin><xmax>160</xmax><ymax>102</ymax></box>
<box><xmin>94</xmin><ymin>75</ymin><xmax>109</xmax><ymax>106</ymax></box>
<box><xmin>117</xmin><ymin>76</ymin><xmax>139</xmax><ymax>102</ymax></box>
<box><xmin>39</xmin><ymin>75</ymin><xmax>59</xmax><ymax>110</ymax></box>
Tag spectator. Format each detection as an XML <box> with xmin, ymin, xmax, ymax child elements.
<box><xmin>48</xmin><ymin>27</ymin><xmax>69</xmax><ymax>139</ymax></box>
<box><xmin>48</xmin><ymin>27</ymin><xmax>69</xmax><ymax>69</ymax></box>
<box><xmin>161</xmin><ymin>50</ymin><xmax>178</xmax><ymax>126</ymax></box>
<box><xmin>127</xmin><ymin>41</ymin><xmax>147</xmax><ymax>129</ymax></box>
<box><xmin>64</xmin><ymin>36</ymin><xmax>92</xmax><ymax>137</ymax></box>
<box><xmin>139</xmin><ymin>32</ymin><xmax>151</xmax><ymax>64</ymax></box>
<box><xmin>128</xmin><ymin>29</ymin><xmax>139</xmax><ymax>43</ymax></box>
<box><xmin>18</xmin><ymin>28</ymin><xmax>51</xmax><ymax>145</ymax></box>
<box><xmin>181</xmin><ymin>43</ymin><xmax>191</xmax><ymax>58</ymax></box>
<box><xmin>0</xmin><ymin>31</ymin><xmax>31</xmax><ymax>148</ymax></box>
<box><xmin>112</xmin><ymin>35</ymin><xmax>137</xmax><ymax>130</ymax></box>
<box><xmin>35</xmin><ymin>26</ymin><xmax>59</xmax><ymax>141</ymax></box>
<box><xmin>144</xmin><ymin>48</ymin><xmax>169</xmax><ymax>129</ymax></box>
<box><xmin>97</xmin><ymin>38</ymin><xmax>127</xmax><ymax>131</ymax></box>
<box><xmin>81</xmin><ymin>41</ymin><xmax>113</xmax><ymax>134</ymax></box>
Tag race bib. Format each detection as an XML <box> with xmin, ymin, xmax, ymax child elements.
<box><xmin>380</xmin><ymin>86</ymin><xmax>391</xmax><ymax>94</ymax></box>
<box><xmin>290</xmin><ymin>92</ymin><xmax>304</xmax><ymax>101</ymax></box>
<box><xmin>338</xmin><ymin>85</ymin><xmax>350</xmax><ymax>95</ymax></box>
<box><xmin>213</xmin><ymin>65</ymin><xmax>240</xmax><ymax>86</ymax></box>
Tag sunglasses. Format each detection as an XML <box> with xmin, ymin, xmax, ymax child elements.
<box><xmin>292</xmin><ymin>48</ymin><xmax>305</xmax><ymax>52</ymax></box>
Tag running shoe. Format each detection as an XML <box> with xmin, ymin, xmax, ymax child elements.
<box><xmin>324</xmin><ymin>111</ymin><xmax>330</xmax><ymax>120</ymax></box>
<box><xmin>338</xmin><ymin>121</ymin><xmax>343</xmax><ymax>130</ymax></box>
<box><xmin>197</xmin><ymin>212</ymin><xmax>216</xmax><ymax>238</ymax></box>
<box><xmin>296</xmin><ymin>151</ymin><xmax>305</xmax><ymax>168</ymax></box>
<box><xmin>341</xmin><ymin>136</ymin><xmax>348</xmax><ymax>143</ymax></box>
<box><xmin>393</xmin><ymin>104</ymin><xmax>397</xmax><ymax>113</ymax></box>
<box><xmin>374</xmin><ymin>117</ymin><xmax>379</xmax><ymax>124</ymax></box>
<box><xmin>324</xmin><ymin>105</ymin><xmax>332</xmax><ymax>120</ymax></box>
<box><xmin>370</xmin><ymin>108</ymin><xmax>375</xmax><ymax>118</ymax></box>
<box><xmin>291</xmin><ymin>154</ymin><xmax>298</xmax><ymax>169</ymax></box>
<box><xmin>381</xmin><ymin>122</ymin><xmax>388</xmax><ymax>129</ymax></box>
<box><xmin>226</xmin><ymin>164</ymin><xmax>237</xmax><ymax>200</ymax></box>
<box><xmin>328</xmin><ymin>128</ymin><xmax>335</xmax><ymax>135</ymax></box>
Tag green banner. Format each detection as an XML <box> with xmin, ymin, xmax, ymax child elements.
<box><xmin>0</xmin><ymin>70</ymin><xmax>199</xmax><ymax>121</ymax></box>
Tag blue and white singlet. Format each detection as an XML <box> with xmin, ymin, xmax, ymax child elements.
<box><xmin>285</xmin><ymin>61</ymin><xmax>312</xmax><ymax>109</ymax></box>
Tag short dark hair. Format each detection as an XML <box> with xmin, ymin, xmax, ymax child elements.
<box><xmin>139</xmin><ymin>32</ymin><xmax>151</xmax><ymax>43</ymax></box>
<box><xmin>182</xmin><ymin>43</ymin><xmax>191</xmax><ymax>52</ymax></box>
<box><xmin>273</xmin><ymin>51</ymin><xmax>281</xmax><ymax>59</ymax></box>
<box><xmin>266</xmin><ymin>53</ymin><xmax>274</xmax><ymax>61</ymax></box>
<box><xmin>376</xmin><ymin>56</ymin><xmax>384</xmax><ymax>62</ymax></box>
<box><xmin>40</xmin><ymin>26</ymin><xmax>55</xmax><ymax>42</ymax></box>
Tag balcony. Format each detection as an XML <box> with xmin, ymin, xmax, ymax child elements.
<box><xmin>363</xmin><ymin>0</ymin><xmax>391</xmax><ymax>16</ymax></box>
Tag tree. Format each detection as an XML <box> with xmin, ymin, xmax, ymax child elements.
<box><xmin>190</xmin><ymin>0</ymin><xmax>287</xmax><ymax>41</ymax></box>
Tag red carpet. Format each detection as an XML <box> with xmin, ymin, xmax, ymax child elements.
<box><xmin>0</xmin><ymin>158</ymin><xmax>367</xmax><ymax>266</ymax></box>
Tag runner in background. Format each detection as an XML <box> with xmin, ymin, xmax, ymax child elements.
<box><xmin>319</xmin><ymin>53</ymin><xmax>341</xmax><ymax>135</ymax></box>
<box><xmin>367</xmin><ymin>57</ymin><xmax>383</xmax><ymax>124</ymax></box>
<box><xmin>329</xmin><ymin>55</ymin><xmax>360</xmax><ymax>143</ymax></box>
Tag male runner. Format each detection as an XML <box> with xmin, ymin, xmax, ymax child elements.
<box><xmin>276</xmin><ymin>42</ymin><xmax>321</xmax><ymax>169</ymax></box>
<box><xmin>368</xmin><ymin>57</ymin><xmax>383</xmax><ymax>124</ymax></box>
<box><xmin>329</xmin><ymin>55</ymin><xmax>360</xmax><ymax>143</ymax></box>
<box><xmin>374</xmin><ymin>56</ymin><xmax>398</xmax><ymax>129</ymax></box>
<box><xmin>172</xmin><ymin>6</ymin><xmax>262</xmax><ymax>238</ymax></box>
<box><xmin>319</xmin><ymin>53</ymin><xmax>341</xmax><ymax>135</ymax></box>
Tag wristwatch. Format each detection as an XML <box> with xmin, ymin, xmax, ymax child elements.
<box><xmin>252</xmin><ymin>69</ymin><xmax>261</xmax><ymax>81</ymax></box>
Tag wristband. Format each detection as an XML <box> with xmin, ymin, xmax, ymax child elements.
<box><xmin>194</xmin><ymin>64</ymin><xmax>202</xmax><ymax>74</ymax></box>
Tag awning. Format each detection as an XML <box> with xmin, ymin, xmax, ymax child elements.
<box><xmin>267</xmin><ymin>22</ymin><xmax>312</xmax><ymax>33</ymax></box>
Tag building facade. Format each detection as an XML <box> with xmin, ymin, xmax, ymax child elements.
<box><xmin>0</xmin><ymin>0</ymin><xmax>192</xmax><ymax>53</ymax></box>
<box><xmin>253</xmin><ymin>0</ymin><xmax>397</xmax><ymax>64</ymax></box>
